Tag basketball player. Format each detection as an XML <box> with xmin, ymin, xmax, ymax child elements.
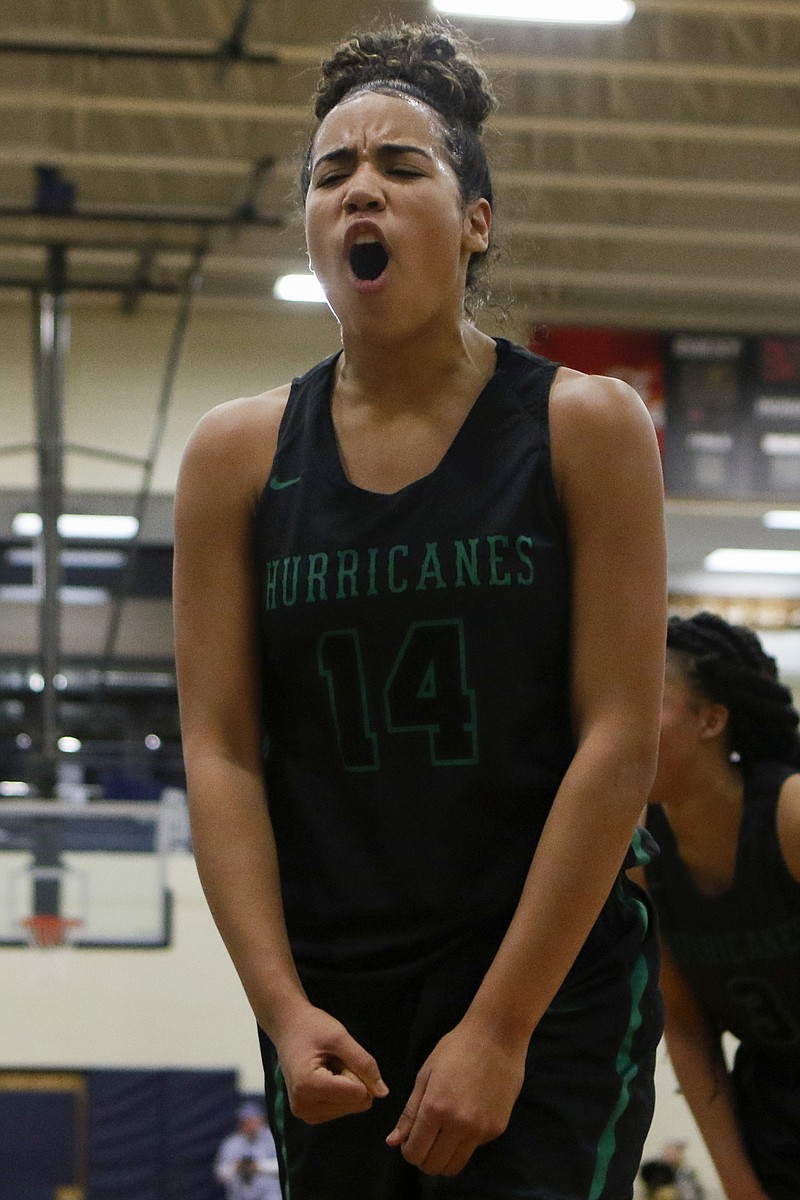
<box><xmin>641</xmin><ymin>613</ymin><xmax>800</xmax><ymax>1200</ymax></box>
<box><xmin>174</xmin><ymin>23</ymin><xmax>667</xmax><ymax>1199</ymax></box>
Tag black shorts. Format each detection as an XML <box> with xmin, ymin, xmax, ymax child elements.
<box><xmin>260</xmin><ymin>877</ymin><xmax>662</xmax><ymax>1200</ymax></box>
<box><xmin>733</xmin><ymin>1045</ymin><xmax>800</xmax><ymax>1200</ymax></box>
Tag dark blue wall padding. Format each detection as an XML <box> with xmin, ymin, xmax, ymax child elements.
<box><xmin>86</xmin><ymin>1069</ymin><xmax>238</xmax><ymax>1200</ymax></box>
<box><xmin>0</xmin><ymin>1091</ymin><xmax>78</xmax><ymax>1200</ymax></box>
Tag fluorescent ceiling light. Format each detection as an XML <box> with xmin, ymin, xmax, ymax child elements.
<box><xmin>431</xmin><ymin>0</ymin><xmax>635</xmax><ymax>23</ymax></box>
<box><xmin>59</xmin><ymin>514</ymin><xmax>139</xmax><ymax>539</ymax></box>
<box><xmin>0</xmin><ymin>781</ymin><xmax>30</xmax><ymax>797</ymax></box>
<box><xmin>12</xmin><ymin>512</ymin><xmax>43</xmax><ymax>537</ymax></box>
<box><xmin>763</xmin><ymin>510</ymin><xmax>800</xmax><ymax>530</ymax></box>
<box><xmin>1</xmin><ymin>585</ymin><xmax>110</xmax><ymax>605</ymax></box>
<box><xmin>704</xmin><ymin>548</ymin><xmax>800</xmax><ymax>575</ymax></box>
<box><xmin>273</xmin><ymin>273</ymin><xmax>327</xmax><ymax>303</ymax></box>
<box><xmin>7</xmin><ymin>548</ymin><xmax>125</xmax><ymax>569</ymax></box>
<box><xmin>12</xmin><ymin>512</ymin><xmax>139</xmax><ymax>540</ymax></box>
<box><xmin>761</xmin><ymin>433</ymin><xmax>800</xmax><ymax>456</ymax></box>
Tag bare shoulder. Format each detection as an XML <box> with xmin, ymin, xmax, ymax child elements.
<box><xmin>550</xmin><ymin>365</ymin><xmax>655</xmax><ymax>439</ymax></box>
<box><xmin>184</xmin><ymin>382</ymin><xmax>291</xmax><ymax>465</ymax></box>
<box><xmin>178</xmin><ymin>382</ymin><xmax>292</xmax><ymax>509</ymax></box>
<box><xmin>776</xmin><ymin>771</ymin><xmax>800</xmax><ymax>882</ymax></box>
<box><xmin>548</xmin><ymin>366</ymin><xmax>662</xmax><ymax>500</ymax></box>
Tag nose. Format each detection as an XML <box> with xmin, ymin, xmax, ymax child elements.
<box><xmin>342</xmin><ymin>166</ymin><xmax>386</xmax><ymax>214</ymax></box>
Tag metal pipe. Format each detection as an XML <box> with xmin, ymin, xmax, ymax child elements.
<box><xmin>32</xmin><ymin>248</ymin><xmax>69</xmax><ymax>792</ymax></box>
<box><xmin>0</xmin><ymin>277</ymin><xmax>181</xmax><ymax>295</ymax></box>
<box><xmin>65</xmin><ymin>444</ymin><xmax>148</xmax><ymax>468</ymax></box>
<box><xmin>100</xmin><ymin>242</ymin><xmax>206</xmax><ymax>666</ymax></box>
<box><xmin>30</xmin><ymin>246</ymin><xmax>70</xmax><ymax>910</ymax></box>
<box><xmin>0</xmin><ymin>38</ymin><xmax>277</xmax><ymax>65</ymax></box>
<box><xmin>0</xmin><ymin>205</ymin><xmax>283</xmax><ymax>228</ymax></box>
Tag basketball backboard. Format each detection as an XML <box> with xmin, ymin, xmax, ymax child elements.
<box><xmin>0</xmin><ymin>800</ymin><xmax>173</xmax><ymax>948</ymax></box>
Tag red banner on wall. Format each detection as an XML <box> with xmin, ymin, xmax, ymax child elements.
<box><xmin>531</xmin><ymin>326</ymin><xmax>665</xmax><ymax>456</ymax></box>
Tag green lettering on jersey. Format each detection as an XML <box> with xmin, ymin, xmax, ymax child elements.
<box><xmin>264</xmin><ymin>559</ymin><xmax>280</xmax><ymax>612</ymax></box>
<box><xmin>515</xmin><ymin>534</ymin><xmax>535</xmax><ymax>585</ymax></box>
<box><xmin>487</xmin><ymin>535</ymin><xmax>511</xmax><ymax>586</ymax></box>
<box><xmin>281</xmin><ymin>556</ymin><xmax>301</xmax><ymax>607</ymax></box>
<box><xmin>454</xmin><ymin>538</ymin><xmax>480</xmax><ymax>588</ymax></box>
<box><xmin>388</xmin><ymin>545</ymin><xmax>409</xmax><ymax>593</ymax></box>
<box><xmin>306</xmin><ymin>552</ymin><xmax>329</xmax><ymax>602</ymax></box>
<box><xmin>336</xmin><ymin>549</ymin><xmax>359</xmax><ymax>600</ymax></box>
<box><xmin>416</xmin><ymin>542</ymin><xmax>446</xmax><ymax>590</ymax></box>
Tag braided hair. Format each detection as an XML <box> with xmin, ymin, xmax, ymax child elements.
<box><xmin>667</xmin><ymin>611</ymin><xmax>800</xmax><ymax>769</ymax></box>
<box><xmin>300</xmin><ymin>22</ymin><xmax>497</xmax><ymax>307</ymax></box>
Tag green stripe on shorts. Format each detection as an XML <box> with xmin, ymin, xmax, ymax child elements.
<box><xmin>273</xmin><ymin>1061</ymin><xmax>291</xmax><ymax>1200</ymax></box>
<box><xmin>589</xmin><ymin>890</ymin><xmax>651</xmax><ymax>1199</ymax></box>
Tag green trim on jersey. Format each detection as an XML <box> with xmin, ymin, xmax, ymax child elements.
<box><xmin>589</xmin><ymin>889</ymin><xmax>651</xmax><ymax>1199</ymax></box>
<box><xmin>628</xmin><ymin>825</ymin><xmax>653</xmax><ymax>868</ymax></box>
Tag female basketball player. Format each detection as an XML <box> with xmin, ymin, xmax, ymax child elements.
<box><xmin>642</xmin><ymin>613</ymin><xmax>800</xmax><ymax>1200</ymax></box>
<box><xmin>174</xmin><ymin>23</ymin><xmax>667</xmax><ymax>1199</ymax></box>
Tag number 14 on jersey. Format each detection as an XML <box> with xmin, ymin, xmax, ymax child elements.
<box><xmin>318</xmin><ymin>619</ymin><xmax>478</xmax><ymax>771</ymax></box>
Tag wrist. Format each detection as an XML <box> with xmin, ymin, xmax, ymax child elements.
<box><xmin>459</xmin><ymin>1000</ymin><xmax>534</xmax><ymax>1059</ymax></box>
<box><xmin>246</xmin><ymin>975</ymin><xmax>310</xmax><ymax>1039</ymax></box>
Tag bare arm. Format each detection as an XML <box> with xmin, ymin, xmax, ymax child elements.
<box><xmin>174</xmin><ymin>396</ymin><xmax>386</xmax><ymax>1121</ymax></box>
<box><xmin>659</xmin><ymin>943</ymin><xmax>769</xmax><ymax>1200</ymax></box>
<box><xmin>390</xmin><ymin>373</ymin><xmax>667</xmax><ymax>1175</ymax></box>
<box><xmin>776</xmin><ymin>772</ymin><xmax>800</xmax><ymax>881</ymax></box>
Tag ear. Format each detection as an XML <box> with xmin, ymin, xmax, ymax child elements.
<box><xmin>463</xmin><ymin>198</ymin><xmax>491</xmax><ymax>255</ymax></box>
<box><xmin>699</xmin><ymin>702</ymin><xmax>730</xmax><ymax>741</ymax></box>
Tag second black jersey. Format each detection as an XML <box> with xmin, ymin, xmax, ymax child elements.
<box><xmin>646</xmin><ymin>761</ymin><xmax>800</xmax><ymax>1063</ymax></box>
<box><xmin>253</xmin><ymin>338</ymin><xmax>576</xmax><ymax>968</ymax></box>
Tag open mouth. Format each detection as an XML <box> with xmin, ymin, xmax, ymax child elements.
<box><xmin>349</xmin><ymin>241</ymin><xmax>389</xmax><ymax>281</ymax></box>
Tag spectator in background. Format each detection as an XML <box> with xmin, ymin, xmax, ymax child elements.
<box><xmin>639</xmin><ymin>1158</ymin><xmax>679</xmax><ymax>1200</ymax></box>
<box><xmin>214</xmin><ymin>1102</ymin><xmax>280</xmax><ymax>1200</ymax></box>
<box><xmin>661</xmin><ymin>1140</ymin><xmax>704</xmax><ymax>1200</ymax></box>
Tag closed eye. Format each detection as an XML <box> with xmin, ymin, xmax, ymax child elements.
<box><xmin>316</xmin><ymin>171</ymin><xmax>349</xmax><ymax>187</ymax></box>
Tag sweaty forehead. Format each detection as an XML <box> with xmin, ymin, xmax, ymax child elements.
<box><xmin>312</xmin><ymin>90</ymin><xmax>448</xmax><ymax>161</ymax></box>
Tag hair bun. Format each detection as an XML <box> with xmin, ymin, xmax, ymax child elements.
<box><xmin>313</xmin><ymin>23</ymin><xmax>496</xmax><ymax>130</ymax></box>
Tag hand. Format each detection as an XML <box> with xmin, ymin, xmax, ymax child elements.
<box><xmin>272</xmin><ymin>1003</ymin><xmax>388</xmax><ymax>1124</ymax></box>
<box><xmin>386</xmin><ymin>1017</ymin><xmax>527</xmax><ymax>1177</ymax></box>
<box><xmin>236</xmin><ymin>1156</ymin><xmax>257</xmax><ymax>1183</ymax></box>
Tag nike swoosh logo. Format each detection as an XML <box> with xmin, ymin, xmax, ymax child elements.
<box><xmin>269</xmin><ymin>475</ymin><xmax>301</xmax><ymax>491</ymax></box>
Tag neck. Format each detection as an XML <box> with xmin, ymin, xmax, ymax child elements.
<box><xmin>336</xmin><ymin>319</ymin><xmax>495</xmax><ymax>410</ymax></box>
<box><xmin>657</xmin><ymin>752</ymin><xmax>744</xmax><ymax>868</ymax></box>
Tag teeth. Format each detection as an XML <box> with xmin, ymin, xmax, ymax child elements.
<box><xmin>352</xmin><ymin>234</ymin><xmax>380</xmax><ymax>245</ymax></box>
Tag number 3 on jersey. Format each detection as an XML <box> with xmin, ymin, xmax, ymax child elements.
<box><xmin>318</xmin><ymin>619</ymin><xmax>478</xmax><ymax>771</ymax></box>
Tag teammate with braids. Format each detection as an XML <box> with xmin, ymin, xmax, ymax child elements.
<box><xmin>174</xmin><ymin>22</ymin><xmax>667</xmax><ymax>1199</ymax></box>
<box><xmin>641</xmin><ymin>613</ymin><xmax>800</xmax><ymax>1200</ymax></box>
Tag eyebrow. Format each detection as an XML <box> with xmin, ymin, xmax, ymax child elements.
<box><xmin>311</xmin><ymin>143</ymin><xmax>434</xmax><ymax>175</ymax></box>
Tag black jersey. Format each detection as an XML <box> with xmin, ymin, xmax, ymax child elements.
<box><xmin>253</xmin><ymin>339</ymin><xmax>576</xmax><ymax>968</ymax></box>
<box><xmin>645</xmin><ymin>762</ymin><xmax>800</xmax><ymax>1063</ymax></box>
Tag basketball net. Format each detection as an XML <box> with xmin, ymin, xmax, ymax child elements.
<box><xmin>20</xmin><ymin>913</ymin><xmax>83</xmax><ymax>950</ymax></box>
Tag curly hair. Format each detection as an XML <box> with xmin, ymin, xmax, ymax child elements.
<box><xmin>300</xmin><ymin>22</ymin><xmax>497</xmax><ymax>307</ymax></box>
<box><xmin>667</xmin><ymin>611</ymin><xmax>800</xmax><ymax>768</ymax></box>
